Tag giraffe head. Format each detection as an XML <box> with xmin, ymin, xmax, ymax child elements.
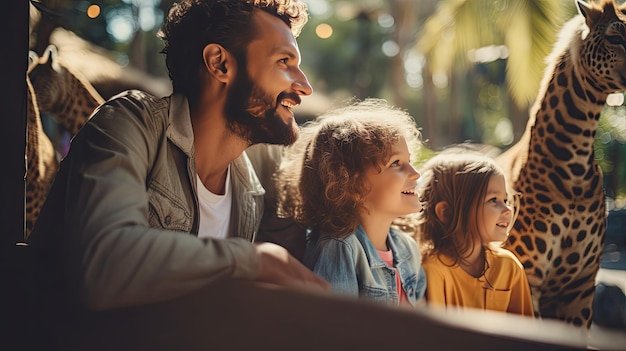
<box><xmin>28</xmin><ymin>45</ymin><xmax>71</xmax><ymax>115</ymax></box>
<box><xmin>576</xmin><ymin>0</ymin><xmax>626</xmax><ymax>94</ymax></box>
<box><xmin>27</xmin><ymin>44</ymin><xmax>104</xmax><ymax>136</ymax></box>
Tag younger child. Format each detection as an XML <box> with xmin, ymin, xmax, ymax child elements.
<box><xmin>416</xmin><ymin>152</ymin><xmax>534</xmax><ymax>316</ymax></box>
<box><xmin>276</xmin><ymin>98</ymin><xmax>427</xmax><ymax>307</ymax></box>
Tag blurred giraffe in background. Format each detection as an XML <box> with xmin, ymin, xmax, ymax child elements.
<box><xmin>25</xmin><ymin>45</ymin><xmax>104</xmax><ymax>238</ymax></box>
<box><xmin>25</xmin><ymin>0</ymin><xmax>169</xmax><ymax>239</ymax></box>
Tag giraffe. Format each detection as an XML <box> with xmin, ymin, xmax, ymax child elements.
<box><xmin>28</xmin><ymin>44</ymin><xmax>104</xmax><ymax>136</ymax></box>
<box><xmin>25</xmin><ymin>68</ymin><xmax>57</xmax><ymax>241</ymax></box>
<box><xmin>24</xmin><ymin>44</ymin><xmax>104</xmax><ymax>239</ymax></box>
<box><xmin>496</xmin><ymin>0</ymin><xmax>626</xmax><ymax>328</ymax></box>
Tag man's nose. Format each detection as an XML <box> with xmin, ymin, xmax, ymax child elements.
<box><xmin>293</xmin><ymin>68</ymin><xmax>313</xmax><ymax>96</ymax></box>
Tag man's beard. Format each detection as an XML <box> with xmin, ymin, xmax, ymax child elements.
<box><xmin>224</xmin><ymin>60</ymin><xmax>300</xmax><ymax>146</ymax></box>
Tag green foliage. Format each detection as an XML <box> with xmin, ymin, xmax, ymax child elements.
<box><xmin>500</xmin><ymin>0</ymin><xmax>567</xmax><ymax>107</ymax></box>
<box><xmin>417</xmin><ymin>0</ymin><xmax>569</xmax><ymax>108</ymax></box>
<box><xmin>415</xmin><ymin>144</ymin><xmax>437</xmax><ymax>169</ymax></box>
<box><xmin>297</xmin><ymin>2</ymin><xmax>395</xmax><ymax>100</ymax></box>
<box><xmin>596</xmin><ymin>104</ymin><xmax>626</xmax><ymax>201</ymax></box>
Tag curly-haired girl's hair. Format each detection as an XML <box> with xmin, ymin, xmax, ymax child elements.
<box><xmin>416</xmin><ymin>151</ymin><xmax>515</xmax><ymax>266</ymax></box>
<box><xmin>276</xmin><ymin>98</ymin><xmax>421</xmax><ymax>237</ymax></box>
<box><xmin>158</xmin><ymin>0</ymin><xmax>308</xmax><ymax>104</ymax></box>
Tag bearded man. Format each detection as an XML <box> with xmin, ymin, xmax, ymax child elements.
<box><xmin>28</xmin><ymin>1</ymin><xmax>328</xmax><ymax>346</ymax></box>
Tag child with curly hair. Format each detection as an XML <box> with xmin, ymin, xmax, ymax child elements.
<box><xmin>276</xmin><ymin>98</ymin><xmax>427</xmax><ymax>307</ymax></box>
<box><xmin>416</xmin><ymin>152</ymin><xmax>534</xmax><ymax>316</ymax></box>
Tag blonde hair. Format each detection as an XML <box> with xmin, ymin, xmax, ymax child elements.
<box><xmin>276</xmin><ymin>98</ymin><xmax>421</xmax><ymax>237</ymax></box>
<box><xmin>416</xmin><ymin>151</ymin><xmax>517</xmax><ymax>265</ymax></box>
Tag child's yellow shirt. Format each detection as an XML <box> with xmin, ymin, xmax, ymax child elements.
<box><xmin>422</xmin><ymin>247</ymin><xmax>535</xmax><ymax>316</ymax></box>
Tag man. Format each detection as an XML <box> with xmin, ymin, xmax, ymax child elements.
<box><xmin>28</xmin><ymin>0</ymin><xmax>328</xmax><ymax>326</ymax></box>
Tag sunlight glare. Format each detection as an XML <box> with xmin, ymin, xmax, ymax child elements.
<box><xmin>606</xmin><ymin>93</ymin><xmax>624</xmax><ymax>107</ymax></box>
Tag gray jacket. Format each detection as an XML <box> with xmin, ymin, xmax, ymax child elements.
<box><xmin>29</xmin><ymin>90</ymin><xmax>265</xmax><ymax>311</ymax></box>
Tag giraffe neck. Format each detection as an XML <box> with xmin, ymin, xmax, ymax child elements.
<box><xmin>53</xmin><ymin>85</ymin><xmax>100</xmax><ymax>137</ymax></box>
<box><xmin>26</xmin><ymin>79</ymin><xmax>43</xmax><ymax>179</ymax></box>
<box><xmin>526</xmin><ymin>50</ymin><xmax>605</xmax><ymax>169</ymax></box>
<box><xmin>26</xmin><ymin>77</ymin><xmax>56</xmax><ymax>184</ymax></box>
<box><xmin>29</xmin><ymin>53</ymin><xmax>104</xmax><ymax>138</ymax></box>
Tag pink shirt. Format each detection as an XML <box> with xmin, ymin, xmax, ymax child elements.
<box><xmin>377</xmin><ymin>249</ymin><xmax>409</xmax><ymax>305</ymax></box>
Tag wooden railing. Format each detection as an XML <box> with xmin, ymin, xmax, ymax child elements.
<box><xmin>28</xmin><ymin>279</ymin><xmax>589</xmax><ymax>351</ymax></box>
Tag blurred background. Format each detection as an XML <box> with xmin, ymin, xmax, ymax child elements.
<box><xmin>29</xmin><ymin>0</ymin><xmax>625</xmax><ymax>247</ymax></box>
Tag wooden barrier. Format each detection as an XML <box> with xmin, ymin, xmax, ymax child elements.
<box><xmin>30</xmin><ymin>279</ymin><xmax>591</xmax><ymax>351</ymax></box>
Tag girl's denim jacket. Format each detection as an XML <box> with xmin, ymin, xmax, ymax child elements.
<box><xmin>304</xmin><ymin>225</ymin><xmax>426</xmax><ymax>307</ymax></box>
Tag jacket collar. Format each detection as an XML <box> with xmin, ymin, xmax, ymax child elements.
<box><xmin>166</xmin><ymin>93</ymin><xmax>264</xmax><ymax>197</ymax></box>
<box><xmin>354</xmin><ymin>225</ymin><xmax>412</xmax><ymax>268</ymax></box>
<box><xmin>233</xmin><ymin>151</ymin><xmax>265</xmax><ymax>196</ymax></box>
<box><xmin>166</xmin><ymin>93</ymin><xmax>195</xmax><ymax>156</ymax></box>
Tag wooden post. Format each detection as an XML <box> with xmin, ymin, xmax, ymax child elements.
<box><xmin>1</xmin><ymin>1</ymin><xmax>31</xmax><ymax>349</ymax></box>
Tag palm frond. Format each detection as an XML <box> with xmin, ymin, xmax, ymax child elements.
<box><xmin>417</xmin><ymin>0</ymin><xmax>570</xmax><ymax>108</ymax></box>
<box><xmin>417</xmin><ymin>0</ymin><xmax>499</xmax><ymax>72</ymax></box>
<box><xmin>499</xmin><ymin>0</ymin><xmax>567</xmax><ymax>107</ymax></box>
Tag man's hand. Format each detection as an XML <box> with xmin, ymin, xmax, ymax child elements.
<box><xmin>254</xmin><ymin>242</ymin><xmax>330</xmax><ymax>293</ymax></box>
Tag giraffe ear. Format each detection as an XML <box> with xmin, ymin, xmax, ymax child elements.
<box><xmin>27</xmin><ymin>51</ymin><xmax>40</xmax><ymax>73</ymax></box>
<box><xmin>576</xmin><ymin>0</ymin><xmax>592</xmax><ymax>19</ymax></box>
<box><xmin>576</xmin><ymin>0</ymin><xmax>603</xmax><ymax>29</ymax></box>
<box><xmin>45</xmin><ymin>45</ymin><xmax>61</xmax><ymax>73</ymax></box>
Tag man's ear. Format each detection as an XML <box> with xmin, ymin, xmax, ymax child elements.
<box><xmin>434</xmin><ymin>202</ymin><xmax>450</xmax><ymax>222</ymax></box>
<box><xmin>202</xmin><ymin>43</ymin><xmax>232</xmax><ymax>83</ymax></box>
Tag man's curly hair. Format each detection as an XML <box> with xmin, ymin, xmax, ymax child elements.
<box><xmin>276</xmin><ymin>98</ymin><xmax>421</xmax><ymax>237</ymax></box>
<box><xmin>158</xmin><ymin>0</ymin><xmax>308</xmax><ymax>104</ymax></box>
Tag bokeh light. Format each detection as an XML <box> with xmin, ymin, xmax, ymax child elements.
<box><xmin>86</xmin><ymin>4</ymin><xmax>100</xmax><ymax>18</ymax></box>
<box><xmin>315</xmin><ymin>23</ymin><xmax>333</xmax><ymax>39</ymax></box>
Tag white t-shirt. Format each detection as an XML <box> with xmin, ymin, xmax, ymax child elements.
<box><xmin>196</xmin><ymin>166</ymin><xmax>232</xmax><ymax>240</ymax></box>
